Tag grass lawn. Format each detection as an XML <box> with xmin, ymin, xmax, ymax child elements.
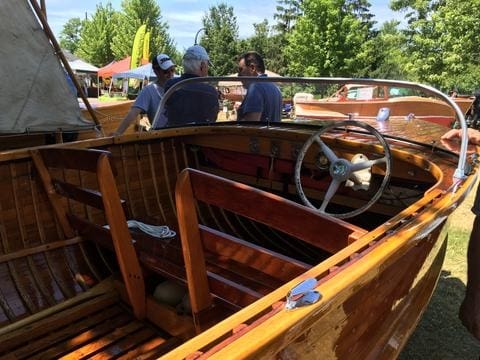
<box><xmin>399</xmin><ymin>181</ymin><xmax>480</xmax><ymax>359</ymax></box>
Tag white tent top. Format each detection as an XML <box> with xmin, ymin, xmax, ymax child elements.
<box><xmin>69</xmin><ymin>59</ymin><xmax>99</xmax><ymax>73</ymax></box>
<box><xmin>112</xmin><ymin>63</ymin><xmax>156</xmax><ymax>80</ymax></box>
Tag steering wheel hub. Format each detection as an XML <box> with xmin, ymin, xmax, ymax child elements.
<box><xmin>331</xmin><ymin>159</ymin><xmax>351</xmax><ymax>181</ymax></box>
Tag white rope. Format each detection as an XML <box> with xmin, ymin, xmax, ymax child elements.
<box><xmin>104</xmin><ymin>220</ymin><xmax>176</xmax><ymax>239</ymax></box>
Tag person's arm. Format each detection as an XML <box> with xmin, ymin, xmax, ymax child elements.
<box><xmin>112</xmin><ymin>107</ymin><xmax>142</xmax><ymax>136</ymax></box>
<box><xmin>237</xmin><ymin>84</ymin><xmax>262</xmax><ymax>121</ymax></box>
<box><xmin>441</xmin><ymin>128</ymin><xmax>480</xmax><ymax>145</ymax></box>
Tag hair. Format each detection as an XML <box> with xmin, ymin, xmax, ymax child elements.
<box><xmin>239</xmin><ymin>51</ymin><xmax>265</xmax><ymax>73</ymax></box>
<box><xmin>183</xmin><ymin>58</ymin><xmax>203</xmax><ymax>74</ymax></box>
<box><xmin>151</xmin><ymin>55</ymin><xmax>160</xmax><ymax>70</ymax></box>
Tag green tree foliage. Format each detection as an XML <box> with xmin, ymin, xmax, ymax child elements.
<box><xmin>273</xmin><ymin>0</ymin><xmax>303</xmax><ymax>74</ymax></box>
<box><xmin>284</xmin><ymin>0</ymin><xmax>372</xmax><ymax>77</ymax></box>
<box><xmin>111</xmin><ymin>0</ymin><xmax>176</xmax><ymax>61</ymax></box>
<box><xmin>59</xmin><ymin>18</ymin><xmax>83</xmax><ymax>54</ymax></box>
<box><xmin>240</xmin><ymin>20</ymin><xmax>283</xmax><ymax>74</ymax></box>
<box><xmin>354</xmin><ymin>20</ymin><xmax>409</xmax><ymax>79</ymax></box>
<box><xmin>391</xmin><ymin>0</ymin><xmax>480</xmax><ymax>92</ymax></box>
<box><xmin>200</xmin><ymin>3</ymin><xmax>240</xmax><ymax>76</ymax></box>
<box><xmin>274</xmin><ymin>0</ymin><xmax>303</xmax><ymax>33</ymax></box>
<box><xmin>76</xmin><ymin>3</ymin><xmax>118</xmax><ymax>67</ymax></box>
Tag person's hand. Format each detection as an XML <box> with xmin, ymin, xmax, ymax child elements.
<box><xmin>440</xmin><ymin>128</ymin><xmax>480</xmax><ymax>153</ymax></box>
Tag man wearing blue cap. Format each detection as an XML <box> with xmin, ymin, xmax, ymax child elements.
<box><xmin>113</xmin><ymin>53</ymin><xmax>176</xmax><ymax>135</ymax></box>
<box><xmin>156</xmin><ymin>45</ymin><xmax>219</xmax><ymax>128</ymax></box>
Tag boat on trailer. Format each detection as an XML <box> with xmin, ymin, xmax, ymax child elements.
<box><xmin>0</xmin><ymin>68</ymin><xmax>477</xmax><ymax>358</ymax></box>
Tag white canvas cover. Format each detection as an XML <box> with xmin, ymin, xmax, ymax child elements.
<box><xmin>0</xmin><ymin>0</ymin><xmax>93</xmax><ymax>133</ymax></box>
<box><xmin>69</xmin><ymin>59</ymin><xmax>99</xmax><ymax>73</ymax></box>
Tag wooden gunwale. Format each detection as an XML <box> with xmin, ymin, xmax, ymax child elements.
<box><xmin>0</xmin><ymin>120</ymin><xmax>469</xmax><ymax>358</ymax></box>
<box><xmin>160</xmin><ymin>121</ymin><xmax>474</xmax><ymax>356</ymax></box>
<box><xmin>164</xmin><ymin>171</ymin><xmax>473</xmax><ymax>358</ymax></box>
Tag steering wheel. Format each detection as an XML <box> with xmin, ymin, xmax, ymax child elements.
<box><xmin>294</xmin><ymin>120</ymin><xmax>392</xmax><ymax>219</ymax></box>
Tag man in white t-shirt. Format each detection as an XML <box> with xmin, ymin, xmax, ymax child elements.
<box><xmin>113</xmin><ymin>54</ymin><xmax>175</xmax><ymax>135</ymax></box>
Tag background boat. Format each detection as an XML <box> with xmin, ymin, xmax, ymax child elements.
<box><xmin>293</xmin><ymin>83</ymin><xmax>474</xmax><ymax>127</ymax></box>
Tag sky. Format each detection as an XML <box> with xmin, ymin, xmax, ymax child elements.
<box><xmin>45</xmin><ymin>0</ymin><xmax>397</xmax><ymax>51</ymax></box>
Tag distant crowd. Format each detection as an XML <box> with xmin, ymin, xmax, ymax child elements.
<box><xmin>112</xmin><ymin>46</ymin><xmax>282</xmax><ymax>136</ymax></box>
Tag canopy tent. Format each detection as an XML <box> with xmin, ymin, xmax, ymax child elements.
<box><xmin>98</xmin><ymin>57</ymin><xmax>149</xmax><ymax>78</ymax></box>
<box><xmin>68</xmin><ymin>59</ymin><xmax>99</xmax><ymax>73</ymax></box>
<box><xmin>98</xmin><ymin>57</ymin><xmax>132</xmax><ymax>78</ymax></box>
<box><xmin>112</xmin><ymin>63</ymin><xmax>156</xmax><ymax>80</ymax></box>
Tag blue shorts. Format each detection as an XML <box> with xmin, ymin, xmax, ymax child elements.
<box><xmin>472</xmin><ymin>182</ymin><xmax>480</xmax><ymax>216</ymax></box>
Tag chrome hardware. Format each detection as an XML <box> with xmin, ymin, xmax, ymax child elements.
<box><xmin>286</xmin><ymin>278</ymin><xmax>321</xmax><ymax>310</ymax></box>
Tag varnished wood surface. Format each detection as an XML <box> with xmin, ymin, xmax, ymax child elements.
<box><xmin>79</xmin><ymin>100</ymin><xmax>136</xmax><ymax>138</ymax></box>
<box><xmin>295</xmin><ymin>96</ymin><xmax>457</xmax><ymax>127</ymax></box>
<box><xmin>0</xmin><ymin>121</ymin><xmax>475</xmax><ymax>359</ymax></box>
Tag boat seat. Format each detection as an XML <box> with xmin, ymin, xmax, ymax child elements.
<box><xmin>31</xmin><ymin>147</ymin><xmax>146</xmax><ymax>320</ymax></box>
<box><xmin>174</xmin><ymin>168</ymin><xmax>320</xmax><ymax>332</ymax></box>
<box><xmin>30</xmin><ymin>148</ymin><xmax>315</xmax><ymax>334</ymax></box>
<box><xmin>0</xmin><ymin>280</ymin><xmax>180</xmax><ymax>359</ymax></box>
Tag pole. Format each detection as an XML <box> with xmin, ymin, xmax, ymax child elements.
<box><xmin>39</xmin><ymin>0</ymin><xmax>47</xmax><ymax>20</ymax></box>
<box><xmin>28</xmin><ymin>0</ymin><xmax>103</xmax><ymax>133</ymax></box>
<box><xmin>194</xmin><ymin>28</ymin><xmax>205</xmax><ymax>45</ymax></box>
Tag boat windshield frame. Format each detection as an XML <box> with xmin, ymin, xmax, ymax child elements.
<box><xmin>152</xmin><ymin>76</ymin><xmax>469</xmax><ymax>180</ymax></box>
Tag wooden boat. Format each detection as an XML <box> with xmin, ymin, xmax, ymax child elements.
<box><xmin>79</xmin><ymin>99</ymin><xmax>136</xmax><ymax>139</ymax></box>
<box><xmin>293</xmin><ymin>83</ymin><xmax>474</xmax><ymax>127</ymax></box>
<box><xmin>0</xmin><ymin>71</ymin><xmax>476</xmax><ymax>358</ymax></box>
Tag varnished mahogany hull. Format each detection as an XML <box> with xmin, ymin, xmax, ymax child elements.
<box><xmin>294</xmin><ymin>96</ymin><xmax>469</xmax><ymax>127</ymax></box>
<box><xmin>0</xmin><ymin>122</ymin><xmax>475</xmax><ymax>359</ymax></box>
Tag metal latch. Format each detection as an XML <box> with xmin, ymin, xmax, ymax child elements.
<box><xmin>285</xmin><ymin>278</ymin><xmax>321</xmax><ymax>310</ymax></box>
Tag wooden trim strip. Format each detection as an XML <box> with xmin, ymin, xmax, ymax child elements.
<box><xmin>0</xmin><ymin>237</ymin><xmax>84</xmax><ymax>264</ymax></box>
<box><xmin>147</xmin><ymin>143</ymin><xmax>167</xmax><ymax>223</ymax></box>
<box><xmin>161</xmin><ymin>141</ymin><xmax>177</xmax><ymax>217</ymax></box>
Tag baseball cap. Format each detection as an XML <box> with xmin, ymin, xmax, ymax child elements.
<box><xmin>183</xmin><ymin>45</ymin><xmax>212</xmax><ymax>65</ymax></box>
<box><xmin>154</xmin><ymin>54</ymin><xmax>175</xmax><ymax>70</ymax></box>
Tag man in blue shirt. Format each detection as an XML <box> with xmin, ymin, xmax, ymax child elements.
<box><xmin>113</xmin><ymin>54</ymin><xmax>176</xmax><ymax>135</ymax></box>
<box><xmin>236</xmin><ymin>51</ymin><xmax>282</xmax><ymax>122</ymax></box>
<box><xmin>155</xmin><ymin>45</ymin><xmax>218</xmax><ymax>128</ymax></box>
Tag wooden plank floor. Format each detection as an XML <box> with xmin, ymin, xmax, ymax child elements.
<box><xmin>0</xmin><ymin>291</ymin><xmax>179</xmax><ymax>360</ymax></box>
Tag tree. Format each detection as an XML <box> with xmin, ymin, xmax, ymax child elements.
<box><xmin>353</xmin><ymin>20</ymin><xmax>409</xmax><ymax>79</ymax></box>
<box><xmin>390</xmin><ymin>0</ymin><xmax>480</xmax><ymax>92</ymax></box>
<box><xmin>200</xmin><ymin>3</ymin><xmax>240</xmax><ymax>76</ymax></box>
<box><xmin>241</xmin><ymin>20</ymin><xmax>284</xmax><ymax>74</ymax></box>
<box><xmin>76</xmin><ymin>3</ymin><xmax>118</xmax><ymax>67</ymax></box>
<box><xmin>274</xmin><ymin>0</ymin><xmax>302</xmax><ymax>34</ymax></box>
<box><xmin>284</xmin><ymin>0</ymin><xmax>372</xmax><ymax>77</ymax></box>
<box><xmin>272</xmin><ymin>0</ymin><xmax>303</xmax><ymax>74</ymax></box>
<box><xmin>111</xmin><ymin>0</ymin><xmax>176</xmax><ymax>61</ymax></box>
<box><xmin>59</xmin><ymin>18</ymin><xmax>83</xmax><ymax>54</ymax></box>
